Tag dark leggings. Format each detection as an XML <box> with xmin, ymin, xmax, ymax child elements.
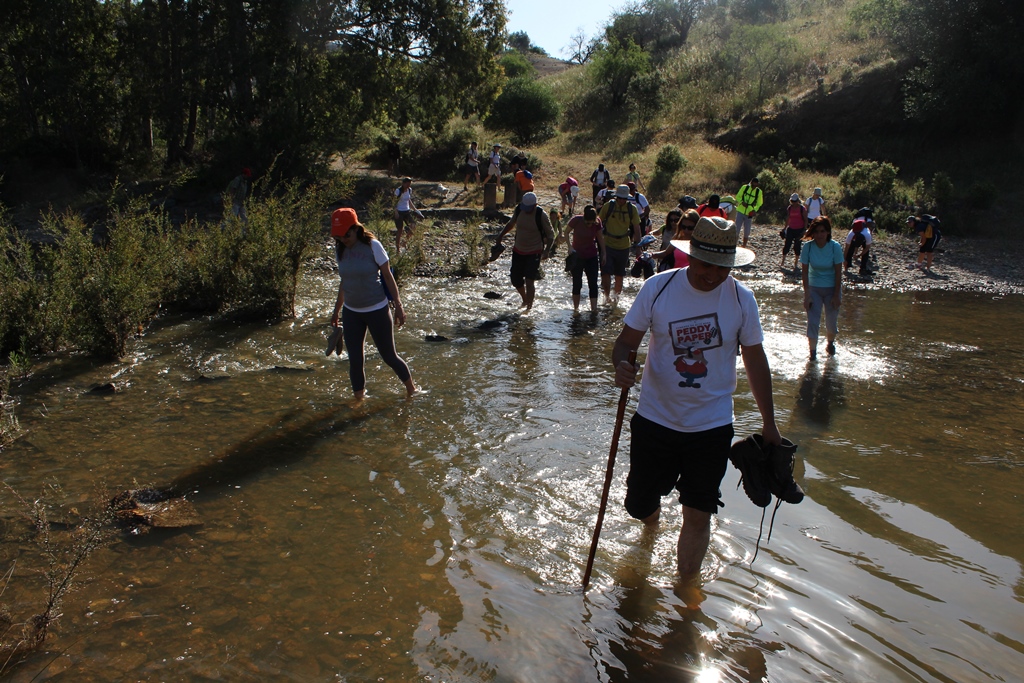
<box><xmin>341</xmin><ymin>305</ymin><xmax>411</xmax><ymax>392</ymax></box>
<box><xmin>782</xmin><ymin>228</ymin><xmax>804</xmax><ymax>256</ymax></box>
<box><xmin>571</xmin><ymin>255</ymin><xmax>600</xmax><ymax>298</ymax></box>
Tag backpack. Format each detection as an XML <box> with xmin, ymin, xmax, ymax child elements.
<box><xmin>511</xmin><ymin>203</ymin><xmax>548</xmax><ymax>237</ymax></box>
<box><xmin>600</xmin><ymin>200</ymin><xmax>639</xmax><ymax>239</ymax></box>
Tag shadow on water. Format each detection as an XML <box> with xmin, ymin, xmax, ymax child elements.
<box><xmin>160</xmin><ymin>402</ymin><xmax>390</xmax><ymax>500</ymax></box>
<box><xmin>793</xmin><ymin>359</ymin><xmax>846</xmax><ymax>428</ymax></box>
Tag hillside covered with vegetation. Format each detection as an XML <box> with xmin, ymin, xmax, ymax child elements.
<box><xmin>1</xmin><ymin>0</ymin><xmax>1023</xmax><ymax>367</ymax></box>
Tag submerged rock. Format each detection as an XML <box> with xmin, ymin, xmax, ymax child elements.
<box><xmin>110</xmin><ymin>489</ymin><xmax>203</xmax><ymax>533</ymax></box>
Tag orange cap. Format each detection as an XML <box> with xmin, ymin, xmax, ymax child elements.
<box><xmin>331</xmin><ymin>208</ymin><xmax>360</xmax><ymax>237</ymax></box>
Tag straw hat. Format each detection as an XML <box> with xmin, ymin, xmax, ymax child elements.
<box><xmin>672</xmin><ymin>216</ymin><xmax>756</xmax><ymax>267</ymax></box>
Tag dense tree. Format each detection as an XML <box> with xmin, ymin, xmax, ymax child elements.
<box><xmin>590</xmin><ymin>38</ymin><xmax>651</xmax><ymax>108</ymax></box>
<box><xmin>0</xmin><ymin>0</ymin><xmax>507</xmax><ymax>176</ymax></box>
<box><xmin>485</xmin><ymin>77</ymin><xmax>559</xmax><ymax>145</ymax></box>
<box><xmin>605</xmin><ymin>0</ymin><xmax>706</xmax><ymax>62</ymax></box>
<box><xmin>855</xmin><ymin>0</ymin><xmax>1024</xmax><ymax>130</ymax></box>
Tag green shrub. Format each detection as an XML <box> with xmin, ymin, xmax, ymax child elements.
<box><xmin>838</xmin><ymin>160</ymin><xmax>899</xmax><ymax>208</ymax></box>
<box><xmin>590</xmin><ymin>38</ymin><xmax>651</xmax><ymax>107</ymax></box>
<box><xmin>499</xmin><ymin>51</ymin><xmax>535</xmax><ymax>79</ymax></box>
<box><xmin>42</xmin><ymin>200</ymin><xmax>170</xmax><ymax>360</ymax></box>
<box><xmin>931</xmin><ymin>172</ymin><xmax>955</xmax><ymax>210</ymax></box>
<box><xmin>627</xmin><ymin>69</ymin><xmax>665</xmax><ymax>131</ymax></box>
<box><xmin>964</xmin><ymin>180</ymin><xmax>997</xmax><ymax>210</ymax></box>
<box><xmin>647</xmin><ymin>144</ymin><xmax>687</xmax><ymax>200</ymax></box>
<box><xmin>485</xmin><ymin>77</ymin><xmax>560</xmax><ymax>145</ymax></box>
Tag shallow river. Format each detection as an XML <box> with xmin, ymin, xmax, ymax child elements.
<box><xmin>2</xmin><ymin>250</ymin><xmax>1023</xmax><ymax>682</ymax></box>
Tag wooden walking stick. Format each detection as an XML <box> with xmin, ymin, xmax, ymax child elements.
<box><xmin>583</xmin><ymin>350</ymin><xmax>637</xmax><ymax>589</ymax></box>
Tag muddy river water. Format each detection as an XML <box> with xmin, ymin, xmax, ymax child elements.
<box><xmin>2</xmin><ymin>252</ymin><xmax>1023</xmax><ymax>682</ymax></box>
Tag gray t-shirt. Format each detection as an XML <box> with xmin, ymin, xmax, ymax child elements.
<box><xmin>337</xmin><ymin>239</ymin><xmax>389</xmax><ymax>311</ymax></box>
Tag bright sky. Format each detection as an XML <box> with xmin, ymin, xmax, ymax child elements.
<box><xmin>504</xmin><ymin>0</ymin><xmax>625</xmax><ymax>58</ymax></box>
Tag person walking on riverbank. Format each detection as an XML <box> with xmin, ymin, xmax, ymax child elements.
<box><xmin>909</xmin><ymin>214</ymin><xmax>941</xmax><ymax>271</ymax></box>
<box><xmin>611</xmin><ymin>216</ymin><xmax>782</xmax><ymax>579</ymax></box>
<box><xmin>599</xmin><ymin>185</ymin><xmax>641</xmax><ymax>303</ymax></box>
<box><xmin>226</xmin><ymin>167</ymin><xmax>252</xmax><ymax>222</ymax></box>
<box><xmin>393</xmin><ymin>177</ymin><xmax>423</xmax><ymax>255</ymax></box>
<box><xmin>483</xmin><ymin>144</ymin><xmax>502</xmax><ymax>184</ymax></box>
<box><xmin>844</xmin><ymin>218</ymin><xmax>872</xmax><ymax>275</ymax></box>
<box><xmin>805</xmin><ymin>187</ymin><xmax>825</xmax><ymax>221</ymax></box>
<box><xmin>735</xmin><ymin>178</ymin><xmax>763</xmax><ymax>248</ymax></box>
<box><xmin>565</xmin><ymin>205</ymin><xmax>606</xmax><ymax>313</ymax></box>
<box><xmin>590</xmin><ymin>164</ymin><xmax>611</xmax><ymax>204</ymax></box>
<box><xmin>494</xmin><ymin>192</ymin><xmax>554</xmax><ymax>311</ymax></box>
<box><xmin>625</xmin><ymin>163</ymin><xmax>645</xmax><ymax>193</ymax></box>
<box><xmin>559</xmin><ymin>177</ymin><xmax>580</xmax><ymax>215</ymax></box>
<box><xmin>801</xmin><ymin>216</ymin><xmax>844</xmax><ymax>360</ymax></box>
<box><xmin>464</xmin><ymin>141</ymin><xmax>480</xmax><ymax>189</ymax></box>
<box><xmin>781</xmin><ymin>193</ymin><xmax>808</xmax><ymax>269</ymax></box>
<box><xmin>329</xmin><ymin>208</ymin><xmax>416</xmax><ymax>399</ymax></box>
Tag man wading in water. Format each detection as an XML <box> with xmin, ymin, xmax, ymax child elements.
<box><xmin>611</xmin><ymin>216</ymin><xmax>782</xmax><ymax>587</ymax></box>
<box><xmin>494</xmin><ymin>192</ymin><xmax>554</xmax><ymax>311</ymax></box>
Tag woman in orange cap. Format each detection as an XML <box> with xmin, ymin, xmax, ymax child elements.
<box><xmin>328</xmin><ymin>207</ymin><xmax>417</xmax><ymax>398</ymax></box>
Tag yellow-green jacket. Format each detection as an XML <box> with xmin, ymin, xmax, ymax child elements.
<box><xmin>736</xmin><ymin>184</ymin><xmax>763</xmax><ymax>216</ymax></box>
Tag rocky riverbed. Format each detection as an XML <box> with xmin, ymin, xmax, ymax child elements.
<box><xmin>400</xmin><ymin>181</ymin><xmax>1024</xmax><ymax>296</ymax></box>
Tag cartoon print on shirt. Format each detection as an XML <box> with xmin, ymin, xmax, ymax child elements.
<box><xmin>668</xmin><ymin>312</ymin><xmax>722</xmax><ymax>389</ymax></box>
<box><xmin>675</xmin><ymin>347</ymin><xmax>708</xmax><ymax>387</ymax></box>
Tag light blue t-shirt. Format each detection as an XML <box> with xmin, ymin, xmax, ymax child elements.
<box><xmin>800</xmin><ymin>239</ymin><xmax>844</xmax><ymax>288</ymax></box>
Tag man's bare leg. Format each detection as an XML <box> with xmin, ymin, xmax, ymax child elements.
<box><xmin>676</xmin><ymin>506</ymin><xmax>712</xmax><ymax>578</ymax></box>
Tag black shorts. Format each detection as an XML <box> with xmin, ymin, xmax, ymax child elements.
<box><xmin>919</xmin><ymin>233</ymin><xmax>940</xmax><ymax>253</ymax></box>
<box><xmin>602</xmin><ymin>247</ymin><xmax>631</xmax><ymax>277</ymax></box>
<box><xmin>624</xmin><ymin>414</ymin><xmax>733</xmax><ymax>517</ymax></box>
<box><xmin>509</xmin><ymin>251</ymin><xmax>542</xmax><ymax>288</ymax></box>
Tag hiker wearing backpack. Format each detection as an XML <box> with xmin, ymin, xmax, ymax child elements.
<box><xmin>697</xmin><ymin>194</ymin><xmax>728</xmax><ymax>219</ymax></box>
<box><xmin>565</xmin><ymin>205</ymin><xmax>606</xmax><ymax>314</ymax></box>
<box><xmin>483</xmin><ymin>144</ymin><xmax>502</xmax><ymax>184</ymax></box>
<box><xmin>590</xmin><ymin>163</ymin><xmax>611</xmax><ymax>204</ymax></box>
<box><xmin>909</xmin><ymin>214</ymin><xmax>941</xmax><ymax>271</ymax></box>
<box><xmin>735</xmin><ymin>177</ymin><xmax>764</xmax><ymax>248</ymax></box>
<box><xmin>611</xmin><ymin>216</ymin><xmax>783</xmax><ymax>579</ymax></box>
<box><xmin>494</xmin><ymin>192</ymin><xmax>555</xmax><ymax>311</ymax></box>
<box><xmin>559</xmin><ymin>176</ymin><xmax>580</xmax><ymax>215</ymax></box>
<box><xmin>626</xmin><ymin>182</ymin><xmax>651</xmax><ymax>235</ymax></box>
<box><xmin>844</xmin><ymin>217</ymin><xmax>873</xmax><ymax>275</ymax></box>
<box><xmin>599</xmin><ymin>185</ymin><xmax>641</xmax><ymax>303</ymax></box>
<box><xmin>463</xmin><ymin>141</ymin><xmax>480</xmax><ymax>189</ymax></box>
<box><xmin>805</xmin><ymin>187</ymin><xmax>825</xmax><ymax>221</ymax></box>
<box><xmin>781</xmin><ymin>193</ymin><xmax>809</xmax><ymax>269</ymax></box>
<box><xmin>596</xmin><ymin>178</ymin><xmax>617</xmax><ymax>209</ymax></box>
<box><xmin>514</xmin><ymin>161</ymin><xmax>535</xmax><ymax>205</ymax></box>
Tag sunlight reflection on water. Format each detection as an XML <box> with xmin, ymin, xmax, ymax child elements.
<box><xmin>2</xmin><ymin>254</ymin><xmax>1022</xmax><ymax>682</ymax></box>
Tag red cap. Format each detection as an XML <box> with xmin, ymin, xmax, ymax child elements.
<box><xmin>331</xmin><ymin>208</ymin><xmax>360</xmax><ymax>237</ymax></box>
<box><xmin>852</xmin><ymin>218</ymin><xmax>866</xmax><ymax>233</ymax></box>
<box><xmin>242</xmin><ymin>167</ymin><xmax>252</xmax><ymax>178</ymax></box>
<box><xmin>626</xmin><ymin>182</ymin><xmax>637</xmax><ymax>192</ymax></box>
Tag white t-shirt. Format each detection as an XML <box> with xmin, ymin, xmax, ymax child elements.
<box><xmin>593</xmin><ymin>169</ymin><xmax>608</xmax><ymax>186</ymax></box>
<box><xmin>845</xmin><ymin>226</ymin><xmax>872</xmax><ymax>245</ymax></box>
<box><xmin>467</xmin><ymin>147</ymin><xmax>479</xmax><ymax>167</ymax></box>
<box><xmin>631</xmin><ymin>192</ymin><xmax>650</xmax><ymax>214</ymax></box>
<box><xmin>394</xmin><ymin>187</ymin><xmax>413</xmax><ymax>212</ymax></box>
<box><xmin>623</xmin><ymin>269</ymin><xmax>764</xmax><ymax>432</ymax></box>
<box><xmin>806</xmin><ymin>196</ymin><xmax>825</xmax><ymax>220</ymax></box>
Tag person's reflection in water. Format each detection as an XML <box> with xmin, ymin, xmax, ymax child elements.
<box><xmin>795</xmin><ymin>360</ymin><xmax>846</xmax><ymax>427</ymax></box>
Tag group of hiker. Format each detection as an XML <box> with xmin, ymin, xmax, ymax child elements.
<box><xmin>318</xmin><ymin>162</ymin><xmax>944</xmax><ymax>588</ymax></box>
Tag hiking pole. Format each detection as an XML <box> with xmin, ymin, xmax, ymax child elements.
<box><xmin>583</xmin><ymin>350</ymin><xmax>637</xmax><ymax>590</ymax></box>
